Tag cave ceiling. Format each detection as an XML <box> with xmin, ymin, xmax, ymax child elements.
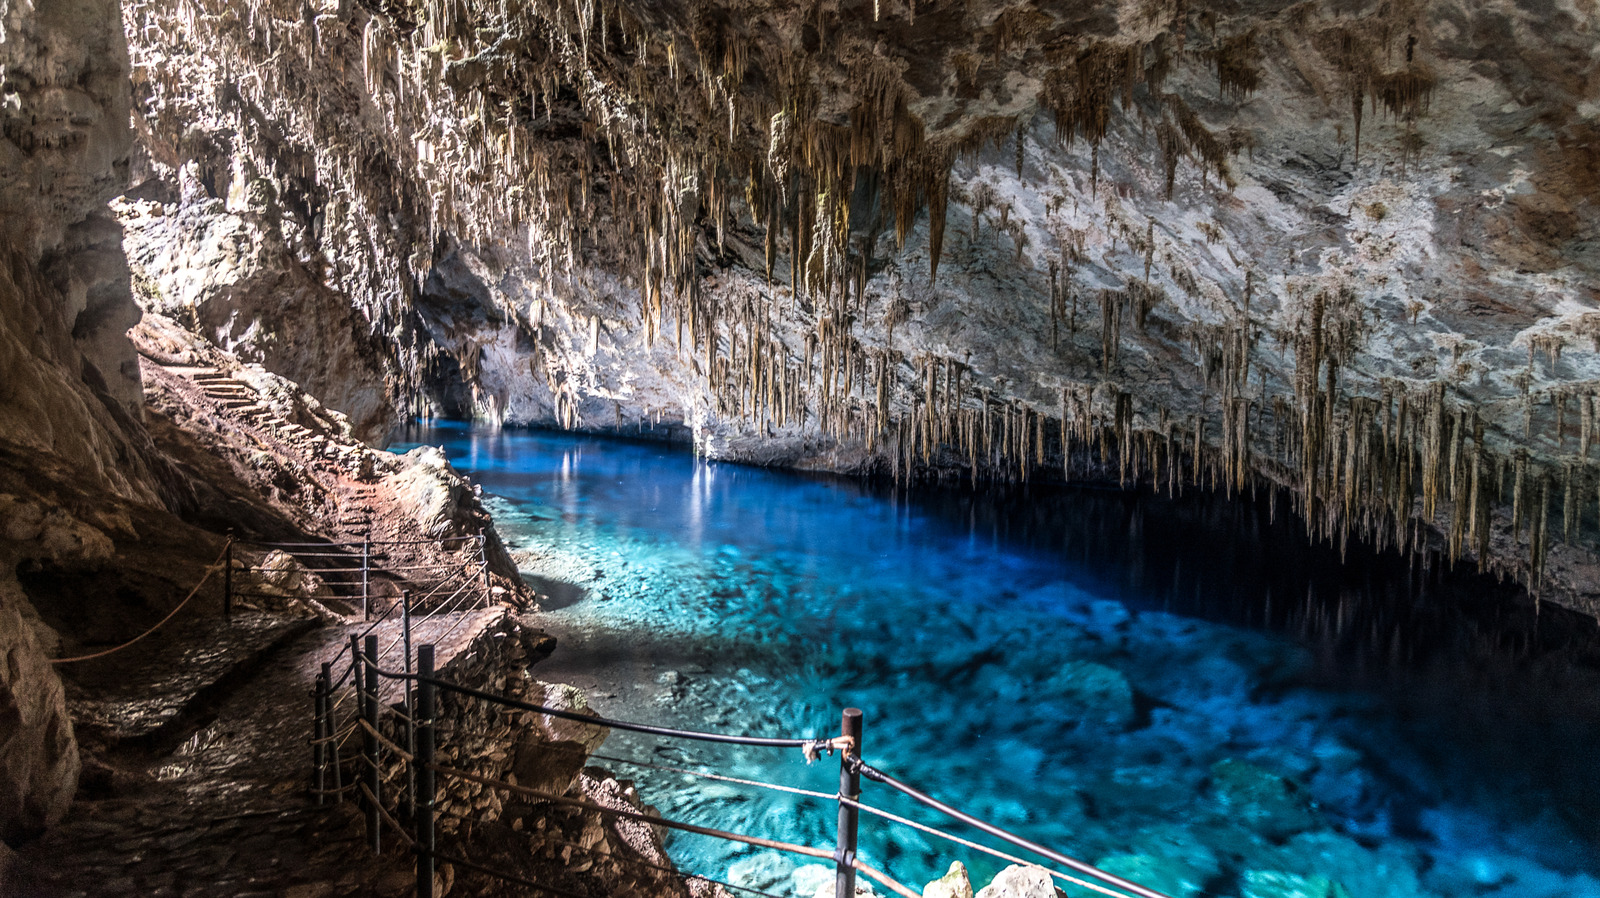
<box><xmin>112</xmin><ymin>0</ymin><xmax>1600</xmax><ymax>610</ymax></box>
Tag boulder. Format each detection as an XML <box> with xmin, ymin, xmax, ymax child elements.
<box><xmin>509</xmin><ymin>682</ymin><xmax>609</xmax><ymax>797</ymax></box>
<box><xmin>975</xmin><ymin>864</ymin><xmax>1058</xmax><ymax>898</ymax></box>
<box><xmin>392</xmin><ymin>447</ymin><xmax>482</xmax><ymax>540</ymax></box>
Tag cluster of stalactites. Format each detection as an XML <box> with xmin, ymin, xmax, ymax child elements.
<box><xmin>137</xmin><ymin>0</ymin><xmax>1583</xmax><ymax>591</ymax></box>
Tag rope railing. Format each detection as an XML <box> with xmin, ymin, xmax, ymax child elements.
<box><xmin>51</xmin><ymin>542</ymin><xmax>232</xmax><ymax>664</ymax></box>
<box><xmin>312</xmin><ymin>635</ymin><xmax>1178</xmax><ymax>898</ymax></box>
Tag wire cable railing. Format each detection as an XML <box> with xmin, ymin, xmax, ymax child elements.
<box><xmin>227</xmin><ymin>530</ymin><xmax>492</xmax><ymax>623</ymax></box>
<box><xmin>310</xmin><ymin>631</ymin><xmax>1179</xmax><ymax>898</ymax></box>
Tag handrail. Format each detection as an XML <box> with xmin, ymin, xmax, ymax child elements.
<box><xmin>324</xmin><ymin>643</ymin><xmax>1171</xmax><ymax>898</ymax></box>
<box><xmin>428</xmin><ymin>759</ymin><xmax>920</xmax><ymax>898</ymax></box>
<box><xmin>852</xmin><ymin>760</ymin><xmax>1170</xmax><ymax>898</ymax></box>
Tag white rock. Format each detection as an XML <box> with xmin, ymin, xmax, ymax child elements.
<box><xmin>974</xmin><ymin>864</ymin><xmax>1058</xmax><ymax>898</ymax></box>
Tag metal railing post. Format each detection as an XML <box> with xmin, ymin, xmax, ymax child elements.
<box><xmin>363</xmin><ymin>634</ymin><xmax>380</xmax><ymax>853</ymax></box>
<box><xmin>402</xmin><ymin>590</ymin><xmax>413</xmax><ymax>674</ymax></box>
<box><xmin>835</xmin><ymin>707</ymin><xmax>864</xmax><ymax>898</ymax></box>
<box><xmin>415</xmin><ymin>644</ymin><xmax>436</xmax><ymax>898</ymax></box>
<box><xmin>313</xmin><ymin>668</ymin><xmax>328</xmax><ymax>806</ymax></box>
<box><xmin>362</xmin><ymin>537</ymin><xmax>371</xmax><ymax>620</ymax></box>
<box><xmin>223</xmin><ymin>530</ymin><xmax>234</xmax><ymax>620</ymax></box>
<box><xmin>401</xmin><ymin>589</ymin><xmax>414</xmax><ymax>818</ymax></box>
<box><xmin>478</xmin><ymin>530</ymin><xmax>491</xmax><ymax>608</ymax></box>
<box><xmin>330</xmin><ymin>660</ymin><xmax>346</xmax><ymax>802</ymax></box>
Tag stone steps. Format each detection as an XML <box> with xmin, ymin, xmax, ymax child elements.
<box><xmin>162</xmin><ymin>365</ymin><xmax>220</xmax><ymax>378</ymax></box>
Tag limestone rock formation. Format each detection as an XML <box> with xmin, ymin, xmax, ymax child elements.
<box><xmin>116</xmin><ymin>186</ymin><xmax>397</xmax><ymax>441</ymax></box>
<box><xmin>3</xmin><ymin>0</ymin><xmax>1600</xmax><ymax>858</ymax></box>
<box><xmin>0</xmin><ymin>579</ymin><xmax>78</xmax><ymax>843</ymax></box>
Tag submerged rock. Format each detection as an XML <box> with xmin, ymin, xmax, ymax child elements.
<box><xmin>1262</xmin><ymin>831</ymin><xmax>1427</xmax><ymax>898</ymax></box>
<box><xmin>795</xmin><ymin>864</ymin><xmax>880</xmax><ymax>898</ymax></box>
<box><xmin>1128</xmin><ymin>823</ymin><xmax>1222</xmax><ymax>883</ymax></box>
<box><xmin>1093</xmin><ymin>854</ymin><xmax>1207</xmax><ymax>898</ymax></box>
<box><xmin>1206</xmin><ymin>759</ymin><xmax>1319</xmax><ymax>840</ymax></box>
<box><xmin>1045</xmin><ymin>660</ymin><xmax>1137</xmax><ymax>729</ymax></box>
<box><xmin>792</xmin><ymin>865</ymin><xmax>835</xmax><ymax>897</ymax></box>
<box><xmin>727</xmin><ymin>851</ymin><xmax>796</xmax><ymax>894</ymax></box>
<box><xmin>1240</xmin><ymin>870</ymin><xmax>1351</xmax><ymax>898</ymax></box>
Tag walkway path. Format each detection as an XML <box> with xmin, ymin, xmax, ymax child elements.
<box><xmin>17</xmin><ymin>609</ymin><xmax>506</xmax><ymax>898</ymax></box>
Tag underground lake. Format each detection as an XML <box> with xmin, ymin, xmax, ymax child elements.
<box><xmin>395</xmin><ymin>421</ymin><xmax>1600</xmax><ymax>898</ymax></box>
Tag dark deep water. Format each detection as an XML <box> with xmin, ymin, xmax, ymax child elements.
<box><xmin>396</xmin><ymin>422</ymin><xmax>1600</xmax><ymax>898</ymax></box>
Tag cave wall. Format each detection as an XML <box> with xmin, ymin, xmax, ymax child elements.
<box><xmin>0</xmin><ymin>0</ymin><xmax>151</xmax><ymax>842</ymax></box>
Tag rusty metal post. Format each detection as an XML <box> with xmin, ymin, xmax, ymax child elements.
<box><xmin>414</xmin><ymin>644</ymin><xmax>436</xmax><ymax>898</ymax></box>
<box><xmin>834</xmin><ymin>707</ymin><xmax>863</xmax><ymax>898</ymax></box>
<box><xmin>362</xmin><ymin>537</ymin><xmax>371</xmax><ymax>620</ymax></box>
<box><xmin>363</xmin><ymin>634</ymin><xmax>380</xmax><ymax>853</ymax></box>
<box><xmin>223</xmin><ymin>530</ymin><xmax>234</xmax><ymax>620</ymax></box>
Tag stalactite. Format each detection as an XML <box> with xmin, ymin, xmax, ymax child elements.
<box><xmin>1512</xmin><ymin>450</ymin><xmax>1528</xmax><ymax>538</ymax></box>
<box><xmin>1583</xmin><ymin>391</ymin><xmax>1595</xmax><ymax>458</ymax></box>
<box><xmin>1115</xmin><ymin>390</ymin><xmax>1134</xmax><ymax>485</ymax></box>
<box><xmin>1563</xmin><ymin>463</ymin><xmax>1577</xmax><ymax>545</ymax></box>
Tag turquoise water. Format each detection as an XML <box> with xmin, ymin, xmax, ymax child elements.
<box><xmin>396</xmin><ymin>423</ymin><xmax>1600</xmax><ymax>898</ymax></box>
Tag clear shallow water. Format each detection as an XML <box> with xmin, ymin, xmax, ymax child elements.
<box><xmin>396</xmin><ymin>423</ymin><xmax>1600</xmax><ymax>898</ymax></box>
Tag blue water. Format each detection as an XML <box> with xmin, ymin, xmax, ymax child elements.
<box><xmin>396</xmin><ymin>423</ymin><xmax>1600</xmax><ymax>898</ymax></box>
